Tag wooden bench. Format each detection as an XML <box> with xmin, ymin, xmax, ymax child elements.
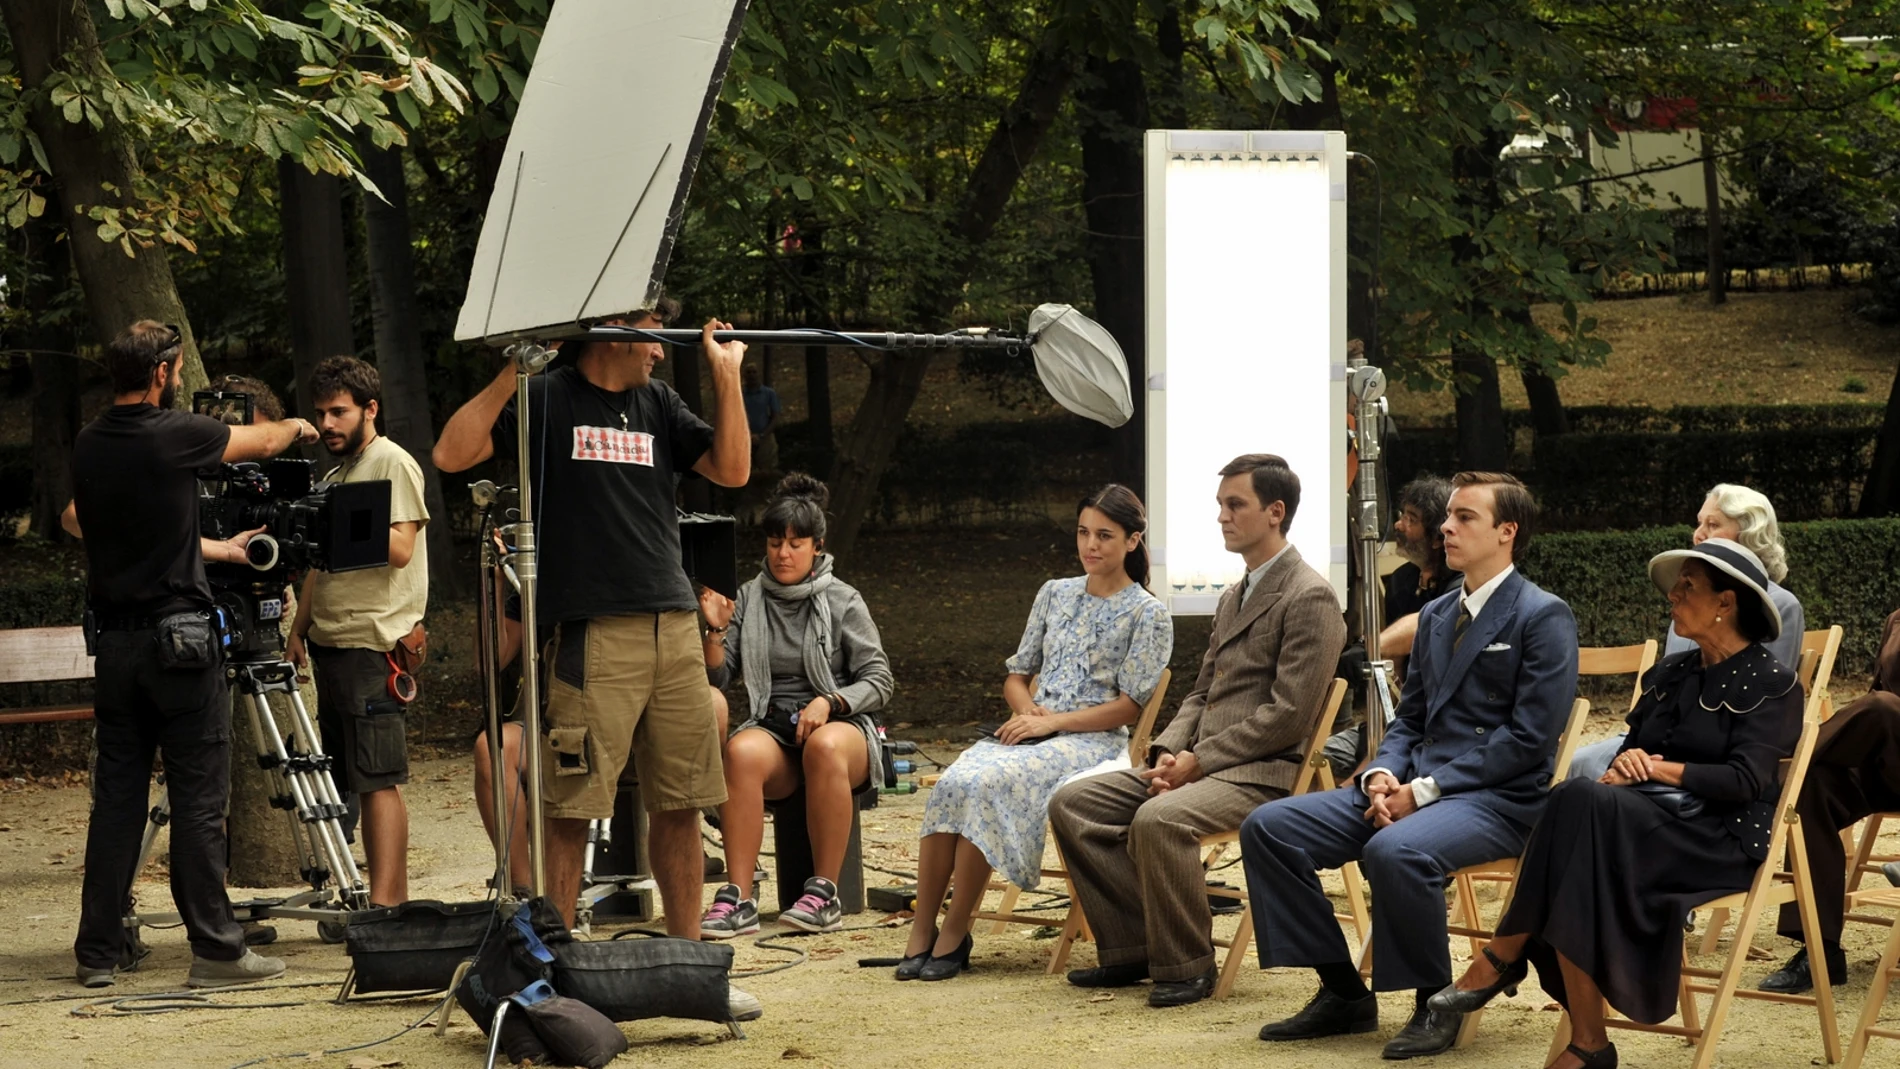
<box><xmin>0</xmin><ymin>625</ymin><xmax>95</xmax><ymax>725</ymax></box>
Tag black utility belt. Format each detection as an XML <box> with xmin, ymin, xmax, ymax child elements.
<box><xmin>86</xmin><ymin>607</ymin><xmax>224</xmax><ymax>669</ymax></box>
<box><xmin>92</xmin><ymin>613</ymin><xmax>164</xmax><ymax>632</ymax></box>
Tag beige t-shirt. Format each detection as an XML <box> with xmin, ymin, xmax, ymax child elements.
<box><xmin>305</xmin><ymin>434</ymin><xmax>430</xmax><ymax>650</ymax></box>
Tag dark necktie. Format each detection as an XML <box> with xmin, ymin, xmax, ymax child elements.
<box><xmin>1452</xmin><ymin>603</ymin><xmax>1473</xmax><ymax>651</ymax></box>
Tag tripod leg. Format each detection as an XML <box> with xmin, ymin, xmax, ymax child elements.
<box><xmin>239</xmin><ymin>691</ymin><xmax>322</xmax><ymax>887</ymax></box>
<box><xmin>276</xmin><ymin>685</ymin><xmax>369</xmax><ymax>907</ymax></box>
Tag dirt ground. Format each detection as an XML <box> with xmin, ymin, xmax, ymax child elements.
<box><xmin>5</xmin><ymin>711</ymin><xmax>1900</xmax><ymax>1069</ymax></box>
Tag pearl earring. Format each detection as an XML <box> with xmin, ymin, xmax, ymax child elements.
<box><xmin>1716</xmin><ymin>615</ymin><xmax>1723</xmax><ymax>623</ymax></box>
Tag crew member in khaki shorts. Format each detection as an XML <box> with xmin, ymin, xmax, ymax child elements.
<box><xmin>434</xmin><ymin>300</ymin><xmax>752</xmax><ymax>937</ymax></box>
<box><xmin>541</xmin><ymin>611</ymin><xmax>726</xmax><ymax>818</ymax></box>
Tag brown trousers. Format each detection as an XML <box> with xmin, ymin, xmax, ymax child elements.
<box><xmin>1777</xmin><ymin>691</ymin><xmax>1900</xmax><ymax>946</ymax></box>
<box><xmin>1048</xmin><ymin>769</ymin><xmax>1278</xmax><ymax>982</ymax></box>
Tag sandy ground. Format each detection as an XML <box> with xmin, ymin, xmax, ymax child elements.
<box><xmin>5</xmin><ymin>727</ymin><xmax>1900</xmax><ymax>1069</ymax></box>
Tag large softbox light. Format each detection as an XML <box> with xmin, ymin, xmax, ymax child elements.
<box><xmin>454</xmin><ymin>0</ymin><xmax>750</xmax><ymax>344</ymax></box>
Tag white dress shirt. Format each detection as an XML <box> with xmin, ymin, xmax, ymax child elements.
<box><xmin>1368</xmin><ymin>565</ymin><xmax>1516</xmax><ymax>807</ymax></box>
<box><xmin>1237</xmin><ymin>543</ymin><xmax>1292</xmax><ymax>606</ymax></box>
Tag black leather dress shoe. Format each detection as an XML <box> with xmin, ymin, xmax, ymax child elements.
<box><xmin>1259</xmin><ymin>988</ymin><xmax>1379</xmax><ymax>1041</ymax></box>
<box><xmin>1381</xmin><ymin>1005</ymin><xmax>1464</xmax><ymax>1059</ymax></box>
<box><xmin>1759</xmin><ymin>946</ymin><xmax>1847</xmax><ymax>994</ymax></box>
<box><xmin>1067</xmin><ymin>961</ymin><xmax>1150</xmax><ymax>988</ymax></box>
<box><xmin>1149</xmin><ymin>968</ymin><xmax>1217</xmax><ymax>1007</ymax></box>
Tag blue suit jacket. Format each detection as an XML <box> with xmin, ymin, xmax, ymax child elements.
<box><xmin>1366</xmin><ymin>569</ymin><xmax>1579</xmax><ymax>829</ymax></box>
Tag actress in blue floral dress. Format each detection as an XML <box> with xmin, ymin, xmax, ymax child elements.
<box><xmin>897</xmin><ymin>485</ymin><xmax>1173</xmax><ymax>981</ymax></box>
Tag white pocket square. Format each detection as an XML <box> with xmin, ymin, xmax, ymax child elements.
<box><xmin>1482</xmin><ymin>642</ymin><xmax>1512</xmax><ymax>652</ymax></box>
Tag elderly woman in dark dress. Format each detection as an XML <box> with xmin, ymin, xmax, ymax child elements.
<box><xmin>1428</xmin><ymin>538</ymin><xmax>1803</xmax><ymax>1069</ymax></box>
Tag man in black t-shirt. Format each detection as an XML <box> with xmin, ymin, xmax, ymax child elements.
<box><xmin>63</xmin><ymin>320</ymin><xmax>318</xmax><ymax>990</ymax></box>
<box><xmin>436</xmin><ymin>299</ymin><xmax>751</xmax><ymax>955</ymax></box>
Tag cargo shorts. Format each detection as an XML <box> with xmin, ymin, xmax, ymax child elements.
<box><xmin>539</xmin><ymin>611</ymin><xmax>725</xmax><ymax>819</ymax></box>
<box><xmin>310</xmin><ymin>643</ymin><xmax>410</xmax><ymax>794</ymax></box>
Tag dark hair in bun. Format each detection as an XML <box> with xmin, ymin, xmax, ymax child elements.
<box><xmin>1078</xmin><ymin>483</ymin><xmax>1150</xmax><ymax>586</ymax></box>
<box><xmin>761</xmin><ymin>472</ymin><xmax>830</xmax><ymax>544</ymax></box>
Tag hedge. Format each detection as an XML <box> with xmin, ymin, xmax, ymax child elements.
<box><xmin>1387</xmin><ymin>406</ymin><xmax>1881</xmax><ymax>529</ymax></box>
<box><xmin>1520</xmin><ymin>517</ymin><xmax>1900</xmax><ymax>675</ymax></box>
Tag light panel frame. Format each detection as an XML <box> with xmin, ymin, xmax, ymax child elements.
<box><xmin>1144</xmin><ymin>130</ymin><xmax>1349</xmax><ymax>615</ymax></box>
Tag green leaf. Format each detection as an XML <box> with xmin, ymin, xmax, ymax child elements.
<box><xmin>472</xmin><ymin>64</ymin><xmax>499</xmax><ymax>105</ymax></box>
<box><xmin>395</xmin><ymin>90</ymin><xmax>421</xmax><ymax>128</ymax></box>
<box><xmin>790</xmin><ymin>175</ymin><xmax>813</xmax><ymax>201</ymax></box>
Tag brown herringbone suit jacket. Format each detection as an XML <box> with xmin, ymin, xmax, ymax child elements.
<box><xmin>1150</xmin><ymin>545</ymin><xmax>1347</xmax><ymax>791</ymax></box>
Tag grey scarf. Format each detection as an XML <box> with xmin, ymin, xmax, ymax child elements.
<box><xmin>738</xmin><ymin>553</ymin><xmax>842</xmax><ymax>721</ymax></box>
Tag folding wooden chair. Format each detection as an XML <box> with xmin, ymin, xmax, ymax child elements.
<box><xmin>1842</xmin><ymin>888</ymin><xmax>1900</xmax><ymax>1069</ymax></box>
<box><xmin>971</xmin><ymin>668</ymin><xmax>1171</xmax><ymax>969</ymax></box>
<box><xmin>1547</xmin><ymin>704</ymin><xmax>1836</xmax><ymax>1069</ymax></box>
<box><xmin>1699</xmin><ymin>626</ymin><xmax>1844</xmax><ymax>954</ymax></box>
<box><xmin>1339</xmin><ymin>642</ymin><xmax>1647</xmax><ymax>981</ymax></box>
<box><xmin>1198</xmin><ymin>677</ymin><xmax>1350</xmax><ymax>1000</ymax></box>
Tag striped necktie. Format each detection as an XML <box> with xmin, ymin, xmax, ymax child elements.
<box><xmin>1452</xmin><ymin>603</ymin><xmax>1473</xmax><ymax>651</ymax></box>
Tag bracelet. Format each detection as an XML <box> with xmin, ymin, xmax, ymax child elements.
<box><xmin>704</xmin><ymin>625</ymin><xmax>728</xmax><ymax>635</ymax></box>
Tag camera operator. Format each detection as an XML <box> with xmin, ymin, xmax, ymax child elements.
<box><xmin>435</xmin><ymin>300</ymin><xmax>749</xmax><ymax>943</ymax></box>
<box><xmin>64</xmin><ymin>320</ymin><xmax>318</xmax><ymax>989</ymax></box>
<box><xmin>285</xmin><ymin>356</ymin><xmax>429</xmax><ymax>908</ymax></box>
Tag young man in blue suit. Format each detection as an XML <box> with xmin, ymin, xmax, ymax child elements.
<box><xmin>1239</xmin><ymin>471</ymin><xmax>1579</xmax><ymax>1059</ymax></box>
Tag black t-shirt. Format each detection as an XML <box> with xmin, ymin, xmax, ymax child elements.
<box><xmin>492</xmin><ymin>366</ymin><xmax>715</xmax><ymax>629</ymax></box>
<box><xmin>1382</xmin><ymin>561</ymin><xmax>1461</xmax><ymax>625</ymax></box>
<box><xmin>73</xmin><ymin>404</ymin><xmax>232</xmax><ymax>617</ymax></box>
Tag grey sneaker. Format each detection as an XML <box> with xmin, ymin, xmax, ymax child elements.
<box><xmin>780</xmin><ymin>876</ymin><xmax>843</xmax><ymax>934</ymax></box>
<box><xmin>700</xmin><ymin>883</ymin><xmax>760</xmax><ymax>940</ymax></box>
<box><xmin>1883</xmin><ymin>861</ymin><xmax>1900</xmax><ymax>888</ymax></box>
<box><xmin>727</xmin><ymin>984</ymin><xmax>764</xmax><ymax>1021</ymax></box>
<box><xmin>185</xmin><ymin>949</ymin><xmax>286</xmax><ymax>989</ymax></box>
<box><xmin>76</xmin><ymin>963</ymin><xmax>116</xmax><ymax>988</ymax></box>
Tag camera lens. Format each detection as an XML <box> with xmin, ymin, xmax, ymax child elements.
<box><xmin>245</xmin><ymin>533</ymin><xmax>280</xmax><ymax>571</ymax></box>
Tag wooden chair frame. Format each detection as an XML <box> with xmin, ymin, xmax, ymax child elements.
<box><xmin>1842</xmin><ymin>888</ymin><xmax>1900</xmax><ymax>1069</ymax></box>
<box><xmin>1548</xmin><ymin>703</ymin><xmax>1837</xmax><ymax>1069</ymax></box>
<box><xmin>1197</xmin><ymin>677</ymin><xmax>1350</xmax><ymax>1000</ymax></box>
<box><xmin>971</xmin><ymin>668</ymin><xmax>1171</xmax><ymax>963</ymax></box>
<box><xmin>1341</xmin><ymin>691</ymin><xmax>1603</xmax><ymax>985</ymax></box>
<box><xmin>1578</xmin><ymin>640</ymin><xmax>1660</xmax><ymax>719</ymax></box>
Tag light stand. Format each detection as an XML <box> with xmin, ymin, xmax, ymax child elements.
<box><xmin>1347</xmin><ymin>349</ymin><xmax>1396</xmax><ymax>752</ymax></box>
<box><xmin>504</xmin><ymin>342</ymin><xmax>556</xmax><ymax>899</ymax></box>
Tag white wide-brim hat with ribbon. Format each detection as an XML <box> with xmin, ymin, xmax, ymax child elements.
<box><xmin>1647</xmin><ymin>537</ymin><xmax>1782</xmax><ymax>640</ymax></box>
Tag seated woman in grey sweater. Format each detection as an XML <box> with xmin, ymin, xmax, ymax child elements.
<box><xmin>698</xmin><ymin>473</ymin><xmax>894</xmax><ymax>937</ymax></box>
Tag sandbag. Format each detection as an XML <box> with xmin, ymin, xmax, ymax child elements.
<box><xmin>455</xmin><ymin>897</ymin><xmax>572</xmax><ymax>1031</ymax></box>
<box><xmin>553</xmin><ymin>932</ymin><xmax>733</xmax><ymax>1023</ymax></box>
<box><xmin>523</xmin><ymin>992</ymin><xmax>630</xmax><ymax>1068</ymax></box>
<box><xmin>342</xmin><ymin>899</ymin><xmax>493</xmax><ymax>994</ymax></box>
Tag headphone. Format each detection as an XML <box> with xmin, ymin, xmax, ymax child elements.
<box><xmin>385</xmin><ymin>651</ymin><xmax>417</xmax><ymax>704</ymax></box>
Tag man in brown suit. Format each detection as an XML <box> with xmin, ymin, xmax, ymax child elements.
<box><xmin>1047</xmin><ymin>454</ymin><xmax>1346</xmax><ymax>1008</ymax></box>
<box><xmin>1760</xmin><ymin>607</ymin><xmax>1900</xmax><ymax>994</ymax></box>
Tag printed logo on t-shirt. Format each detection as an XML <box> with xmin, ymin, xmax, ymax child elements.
<box><xmin>572</xmin><ymin>425</ymin><xmax>654</xmax><ymax>466</ymax></box>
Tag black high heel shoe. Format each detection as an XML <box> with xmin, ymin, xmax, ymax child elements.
<box><xmin>894</xmin><ymin>951</ymin><xmax>931</xmax><ymax>981</ymax></box>
<box><xmin>919</xmin><ymin>933</ymin><xmax>974</xmax><ymax>981</ymax></box>
<box><xmin>1427</xmin><ymin>946</ymin><xmax>1529</xmax><ymax>1013</ymax></box>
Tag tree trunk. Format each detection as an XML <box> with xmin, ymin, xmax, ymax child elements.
<box><xmin>1150</xmin><ymin>6</ymin><xmax>1189</xmax><ymax>129</ymax></box>
<box><xmin>278</xmin><ymin>158</ymin><xmax>356</xmax><ymax>417</ymax></box>
<box><xmin>1861</xmin><ymin>359</ymin><xmax>1900</xmax><ymax>516</ymax></box>
<box><xmin>226</xmin><ymin>681</ymin><xmax>307</xmax><ymax>886</ymax></box>
<box><xmin>827</xmin><ymin>34</ymin><xmax>1077</xmax><ymax>556</ymax></box>
<box><xmin>1454</xmin><ymin>351</ymin><xmax>1508</xmax><ymax>470</ymax></box>
<box><xmin>1702</xmin><ymin>139</ymin><xmax>1727</xmax><ymax>306</ymax></box>
<box><xmin>1449</xmin><ymin>138</ymin><xmax>1510</xmax><ymax>470</ymax></box>
<box><xmin>0</xmin><ymin>0</ymin><xmax>209</xmax><ymax>397</ymax></box>
<box><xmin>1078</xmin><ymin>50</ymin><xmax>1150</xmax><ymax>492</ymax></box>
<box><xmin>804</xmin><ymin>344</ymin><xmax>832</xmax><ymax>477</ymax></box>
<box><xmin>360</xmin><ymin>142</ymin><xmax>460</xmax><ymax>599</ymax></box>
<box><xmin>1520</xmin><ymin>366</ymin><xmax>1571</xmax><ymax>438</ymax></box>
<box><xmin>26</xmin><ymin>215</ymin><xmax>80</xmax><ymax>541</ymax></box>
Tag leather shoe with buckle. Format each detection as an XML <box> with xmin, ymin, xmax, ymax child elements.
<box><xmin>1382</xmin><ymin>1004</ymin><xmax>1464</xmax><ymax>1059</ymax></box>
<box><xmin>1759</xmin><ymin>946</ymin><xmax>1846</xmax><ymax>994</ymax></box>
<box><xmin>1148</xmin><ymin>968</ymin><xmax>1217</xmax><ymax>1007</ymax></box>
<box><xmin>1067</xmin><ymin>961</ymin><xmax>1150</xmax><ymax>988</ymax></box>
<box><xmin>1259</xmin><ymin>987</ymin><xmax>1379</xmax><ymax>1041</ymax></box>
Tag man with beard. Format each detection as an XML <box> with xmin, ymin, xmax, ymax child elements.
<box><xmin>1325</xmin><ymin>476</ymin><xmax>1460</xmax><ymax>778</ymax></box>
<box><xmin>287</xmin><ymin>355</ymin><xmax>429</xmax><ymax>907</ymax></box>
<box><xmin>65</xmin><ymin>320</ymin><xmax>317</xmax><ymax>988</ymax></box>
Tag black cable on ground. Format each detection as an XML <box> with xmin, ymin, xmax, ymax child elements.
<box><xmin>863</xmin><ymin>862</ymin><xmax>917</xmax><ymax>881</ymax></box>
<box><xmin>910</xmin><ymin>745</ymin><xmax>960</xmax><ymax>771</ymax></box>
<box><xmin>225</xmin><ymin>995</ymin><xmax>452</xmax><ymax>1069</ymax></box>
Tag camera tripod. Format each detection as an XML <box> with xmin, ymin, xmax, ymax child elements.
<box><xmin>126</xmin><ymin>657</ymin><xmax>371</xmax><ymax>938</ymax></box>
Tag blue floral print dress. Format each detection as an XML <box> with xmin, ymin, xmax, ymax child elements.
<box><xmin>919</xmin><ymin>577</ymin><xmax>1172</xmax><ymax>888</ymax></box>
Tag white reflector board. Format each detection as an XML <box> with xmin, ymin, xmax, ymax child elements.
<box><xmin>455</xmin><ymin>0</ymin><xmax>750</xmax><ymax>344</ymax></box>
<box><xmin>1144</xmin><ymin>131</ymin><xmax>1349</xmax><ymax>615</ymax></box>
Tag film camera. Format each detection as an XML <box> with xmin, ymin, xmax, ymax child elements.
<box><xmin>194</xmin><ymin>390</ymin><xmax>392</xmax><ymax>660</ymax></box>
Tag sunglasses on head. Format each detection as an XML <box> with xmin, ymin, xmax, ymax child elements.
<box><xmin>152</xmin><ymin>323</ymin><xmax>184</xmax><ymax>365</ymax></box>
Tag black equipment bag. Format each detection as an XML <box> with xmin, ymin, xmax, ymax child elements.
<box><xmin>517</xmin><ymin>984</ymin><xmax>630</xmax><ymax>1069</ymax></box>
<box><xmin>554</xmin><ymin>932</ymin><xmax>734</xmax><ymax>1023</ymax></box>
<box><xmin>455</xmin><ymin>897</ymin><xmax>572</xmax><ymax>1030</ymax></box>
<box><xmin>341</xmin><ymin>899</ymin><xmax>494</xmax><ymax>994</ymax></box>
